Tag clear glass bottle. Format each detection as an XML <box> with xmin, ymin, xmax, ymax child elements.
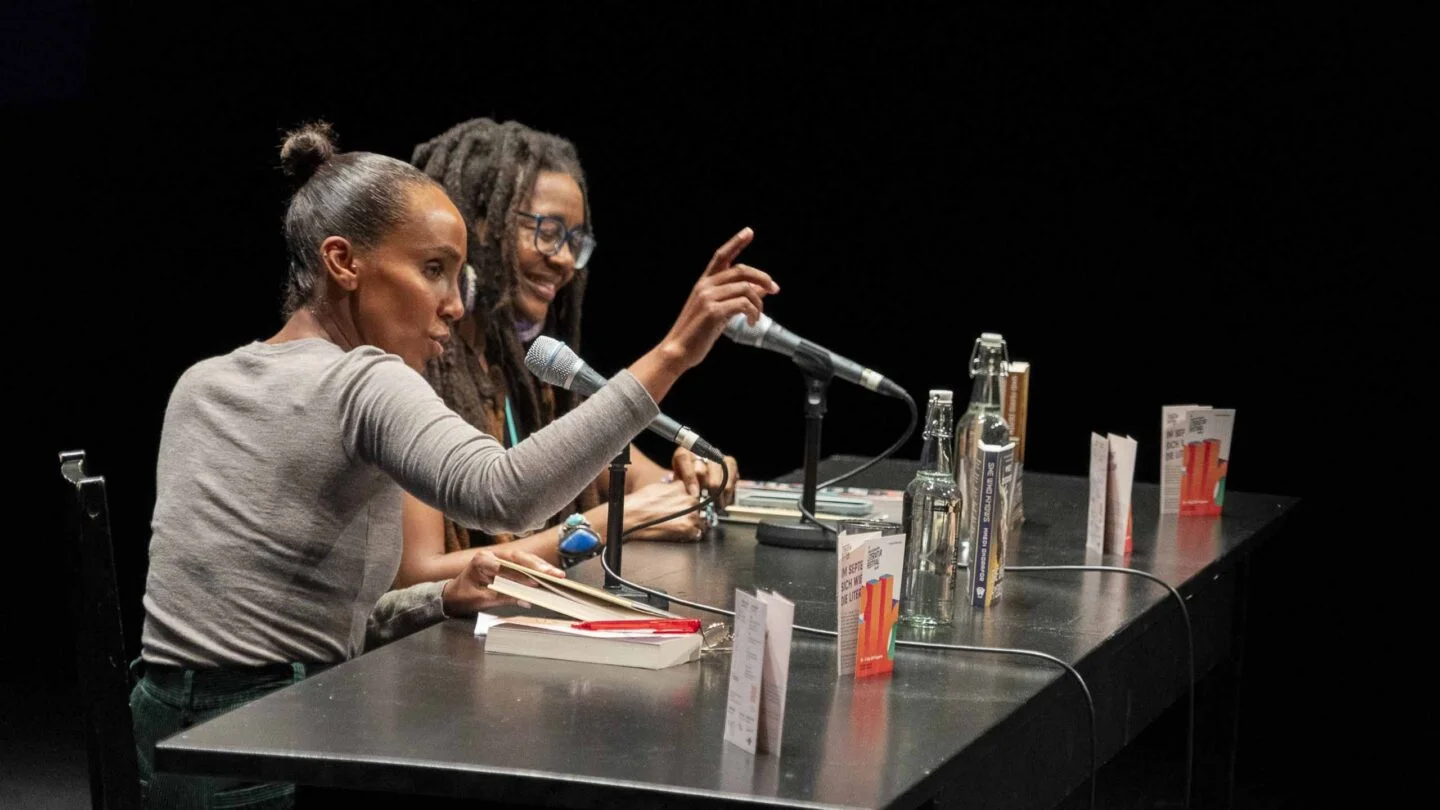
<box><xmin>955</xmin><ymin>333</ymin><xmax>1012</xmax><ymax>569</ymax></box>
<box><xmin>901</xmin><ymin>390</ymin><xmax>960</xmax><ymax>626</ymax></box>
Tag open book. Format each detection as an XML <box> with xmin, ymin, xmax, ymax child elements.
<box><xmin>486</xmin><ymin>559</ymin><xmax>676</xmax><ymax>620</ymax></box>
<box><xmin>481</xmin><ymin>561</ymin><xmax>702</xmax><ymax>670</ymax></box>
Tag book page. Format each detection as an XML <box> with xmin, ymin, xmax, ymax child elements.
<box><xmin>497</xmin><ymin>559</ymin><xmax>675</xmax><ymax>617</ymax></box>
<box><xmin>1087</xmin><ymin>433</ymin><xmax>1108</xmax><ymax>553</ymax></box>
<box><xmin>856</xmin><ymin>532</ymin><xmax>904</xmax><ymax>674</ymax></box>
<box><xmin>486</xmin><ymin>577</ymin><xmax>638</xmax><ymax>622</ymax></box>
<box><xmin>724</xmin><ymin>590</ymin><xmax>768</xmax><ymax>754</ymax></box>
<box><xmin>1180</xmin><ymin>408</ymin><xmax>1214</xmax><ymax>515</ymax></box>
<box><xmin>1106</xmin><ymin>434</ymin><xmax>1138</xmax><ymax>555</ymax></box>
<box><xmin>473</xmin><ymin>612</ymin><xmax>505</xmax><ymax>637</ymax></box>
<box><xmin>835</xmin><ymin>529</ymin><xmax>876</xmax><ymax>677</ymax></box>
<box><xmin>756</xmin><ymin>590</ymin><xmax>794</xmax><ymax>754</ymax></box>
<box><xmin>1210</xmin><ymin>409</ymin><xmax>1236</xmax><ymax>458</ymax></box>
<box><xmin>1208</xmin><ymin>409</ymin><xmax>1235</xmax><ymax>513</ymax></box>
<box><xmin>1160</xmin><ymin>405</ymin><xmax>1198</xmax><ymax>514</ymax></box>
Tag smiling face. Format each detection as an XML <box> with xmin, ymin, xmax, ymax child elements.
<box><xmin>510</xmin><ymin>170</ymin><xmax>586</xmax><ymax>326</ymax></box>
<box><xmin>350</xmin><ymin>183</ymin><xmax>468</xmax><ymax>371</ymax></box>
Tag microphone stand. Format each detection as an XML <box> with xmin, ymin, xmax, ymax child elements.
<box><xmin>603</xmin><ymin>445</ymin><xmax>668</xmax><ymax>607</ymax></box>
<box><xmin>756</xmin><ymin>343</ymin><xmax>838</xmax><ymax>550</ymax></box>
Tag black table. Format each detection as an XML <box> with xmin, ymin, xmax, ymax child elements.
<box><xmin>156</xmin><ymin>459</ymin><xmax>1295</xmax><ymax>809</ymax></box>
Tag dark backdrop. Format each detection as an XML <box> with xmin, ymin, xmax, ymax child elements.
<box><xmin>8</xmin><ymin>1</ymin><xmax>1411</xmax><ymax>805</ymax></box>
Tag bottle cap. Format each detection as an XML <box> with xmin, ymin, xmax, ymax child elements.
<box><xmin>969</xmin><ymin>333</ymin><xmax>1012</xmax><ymax>377</ymax></box>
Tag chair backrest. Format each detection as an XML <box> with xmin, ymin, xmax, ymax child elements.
<box><xmin>60</xmin><ymin>450</ymin><xmax>141</xmax><ymax>810</ymax></box>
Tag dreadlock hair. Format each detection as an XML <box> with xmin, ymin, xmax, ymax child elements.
<box><xmin>279</xmin><ymin>121</ymin><xmax>441</xmax><ymax>317</ymax></box>
<box><xmin>410</xmin><ymin>118</ymin><xmax>592</xmax><ymax>439</ymax></box>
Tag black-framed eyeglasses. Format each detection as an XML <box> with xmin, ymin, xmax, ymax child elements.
<box><xmin>514</xmin><ymin>211</ymin><xmax>596</xmax><ymax>270</ymax></box>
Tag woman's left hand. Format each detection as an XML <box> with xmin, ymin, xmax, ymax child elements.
<box><xmin>439</xmin><ymin>545</ymin><xmax>567</xmax><ymax>617</ymax></box>
<box><xmin>669</xmin><ymin>447</ymin><xmax>739</xmax><ymax>508</ymax></box>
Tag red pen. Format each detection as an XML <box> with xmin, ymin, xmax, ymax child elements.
<box><xmin>571</xmin><ymin>618</ymin><xmax>701</xmax><ymax>634</ymax></box>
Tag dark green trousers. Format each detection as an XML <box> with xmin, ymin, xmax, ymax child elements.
<box><xmin>130</xmin><ymin>660</ymin><xmax>325</xmax><ymax>809</ymax></box>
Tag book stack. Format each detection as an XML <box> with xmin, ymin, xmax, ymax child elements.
<box><xmin>721</xmin><ymin>481</ymin><xmax>904</xmax><ymax>525</ymax></box>
<box><xmin>479</xmin><ymin>561</ymin><xmax>702</xmax><ymax>670</ymax></box>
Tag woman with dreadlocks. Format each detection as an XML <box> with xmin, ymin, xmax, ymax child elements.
<box><xmin>394</xmin><ymin>118</ymin><xmax>754</xmax><ymax>586</ymax></box>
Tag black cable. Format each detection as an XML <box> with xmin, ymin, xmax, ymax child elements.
<box><xmin>619</xmin><ymin>454</ymin><xmax>731</xmax><ymax>539</ymax></box>
<box><xmin>597</xmin><ymin>553</ymin><xmax>1098</xmax><ymax>810</ymax></box>
<box><xmin>816</xmin><ymin>388</ymin><xmax>919</xmax><ymax>491</ymax></box>
<box><xmin>795</xmin><ymin>500</ymin><xmax>836</xmax><ymax>534</ymax></box>
<box><xmin>896</xmin><ymin>636</ymin><xmax>1097</xmax><ymax>810</ymax></box>
<box><xmin>1009</xmin><ymin>564</ymin><xmax>1194</xmax><ymax>810</ymax></box>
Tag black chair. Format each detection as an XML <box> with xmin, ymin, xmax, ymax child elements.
<box><xmin>59</xmin><ymin>450</ymin><xmax>141</xmax><ymax>810</ymax></box>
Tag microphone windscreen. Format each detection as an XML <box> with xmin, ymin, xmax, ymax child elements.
<box><xmin>722</xmin><ymin>313</ymin><xmax>773</xmax><ymax>347</ymax></box>
<box><xmin>524</xmin><ymin>336</ymin><xmax>581</xmax><ymax>390</ymax></box>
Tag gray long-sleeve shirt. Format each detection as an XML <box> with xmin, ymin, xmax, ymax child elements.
<box><xmin>140</xmin><ymin>338</ymin><xmax>659</xmax><ymax>668</ymax></box>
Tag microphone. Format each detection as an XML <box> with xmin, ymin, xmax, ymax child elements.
<box><xmin>525</xmin><ymin>336</ymin><xmax>727</xmax><ymax>464</ymax></box>
<box><xmin>723</xmin><ymin>314</ymin><xmax>908</xmax><ymax>399</ymax></box>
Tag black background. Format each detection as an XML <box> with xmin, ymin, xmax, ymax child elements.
<box><xmin>7</xmin><ymin>1</ymin><xmax>1412</xmax><ymax>805</ymax></box>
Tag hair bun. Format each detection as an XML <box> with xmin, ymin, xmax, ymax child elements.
<box><xmin>280</xmin><ymin>121</ymin><xmax>337</xmax><ymax>186</ymax></box>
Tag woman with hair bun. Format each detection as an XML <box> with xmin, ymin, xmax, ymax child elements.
<box><xmin>128</xmin><ymin>121</ymin><xmax>776</xmax><ymax>808</ymax></box>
